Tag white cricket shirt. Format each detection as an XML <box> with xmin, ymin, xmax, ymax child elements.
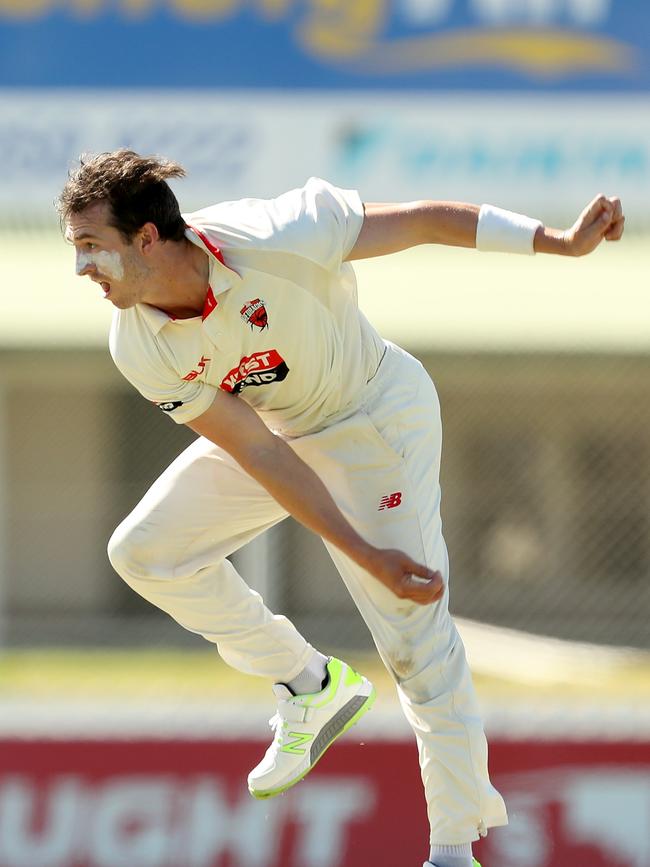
<box><xmin>109</xmin><ymin>178</ymin><xmax>385</xmax><ymax>436</ymax></box>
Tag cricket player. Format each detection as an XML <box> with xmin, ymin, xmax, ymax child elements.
<box><xmin>58</xmin><ymin>150</ymin><xmax>624</xmax><ymax>867</ymax></box>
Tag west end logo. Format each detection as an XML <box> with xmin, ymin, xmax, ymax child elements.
<box><xmin>240</xmin><ymin>298</ymin><xmax>269</xmax><ymax>331</ymax></box>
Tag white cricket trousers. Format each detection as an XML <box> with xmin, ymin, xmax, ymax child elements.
<box><xmin>108</xmin><ymin>341</ymin><xmax>508</xmax><ymax>845</ymax></box>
